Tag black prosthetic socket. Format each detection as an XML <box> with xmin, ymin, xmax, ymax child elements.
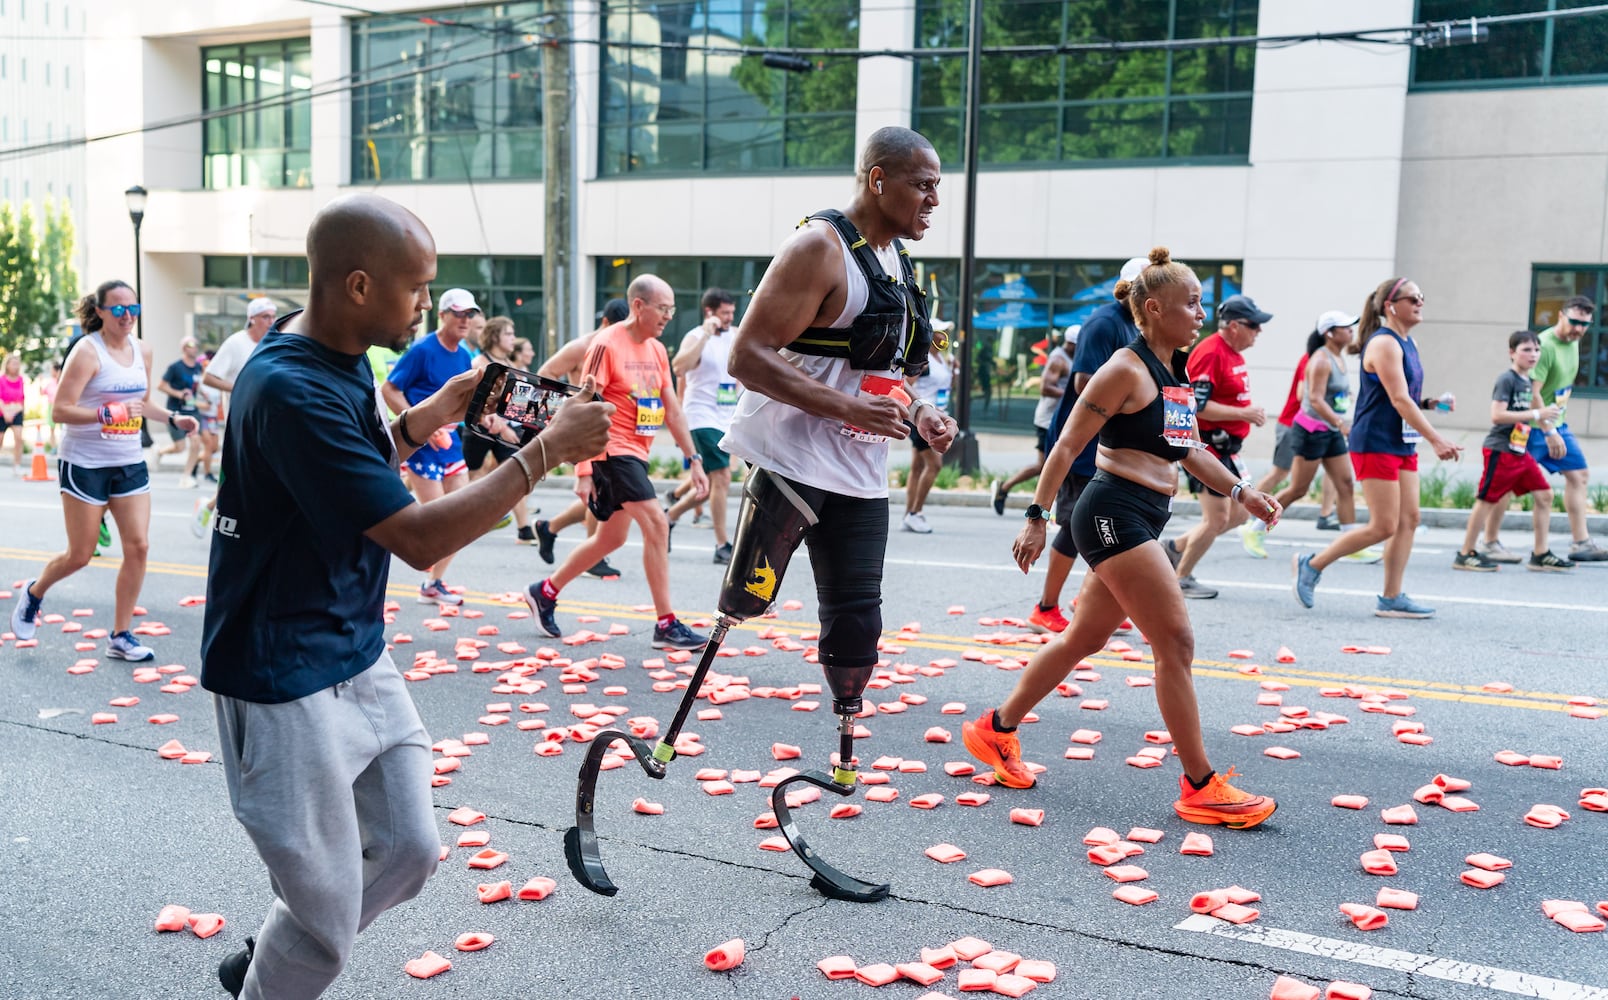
<box><xmin>716</xmin><ymin>468</ymin><xmax>818</xmax><ymax>621</ymax></box>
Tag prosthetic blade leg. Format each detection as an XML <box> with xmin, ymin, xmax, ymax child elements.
<box><xmin>565</xmin><ymin>468</ymin><xmax>818</xmax><ymax>895</ymax></box>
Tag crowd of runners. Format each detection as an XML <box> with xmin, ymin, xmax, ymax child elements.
<box><xmin>3</xmin><ymin>123</ymin><xmax>1604</xmax><ymax>998</ymax></box>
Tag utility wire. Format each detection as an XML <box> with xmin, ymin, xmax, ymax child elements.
<box><xmin>3</xmin><ymin>3</ymin><xmax>1605</xmax><ymax>165</ymax></box>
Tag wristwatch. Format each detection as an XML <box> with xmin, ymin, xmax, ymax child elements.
<box><xmin>1024</xmin><ymin>503</ymin><xmax>1051</xmax><ymax>522</ymax></box>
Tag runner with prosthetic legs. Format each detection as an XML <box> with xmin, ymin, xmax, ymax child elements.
<box><xmin>566</xmin><ymin>126</ymin><xmax>958</xmax><ymax>900</ymax></box>
<box><xmin>964</xmin><ymin>247</ymin><xmax>1281</xmax><ymax>829</ymax></box>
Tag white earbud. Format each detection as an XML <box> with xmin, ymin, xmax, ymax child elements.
<box><xmin>876</xmin><ymin>183</ymin><xmax>883</xmax><ymax>194</ymax></box>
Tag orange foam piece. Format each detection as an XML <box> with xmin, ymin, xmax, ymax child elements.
<box><xmin>516</xmin><ymin>876</ymin><xmax>556</xmax><ymax>901</ymax></box>
<box><xmin>632</xmin><ymin>798</ymin><xmax>664</xmax><ymax>816</ymax></box>
<box><xmin>1211</xmin><ymin>902</ymin><xmax>1260</xmax><ymax>924</ymax></box>
<box><xmin>1460</xmin><ymin>869</ymin><xmax>1505</xmax><ymax>889</ymax></box>
<box><xmin>1263</xmin><ymin>746</ymin><xmax>1301</xmax><ymax>760</ymax></box>
<box><xmin>1360</xmin><ymin>850</ymin><xmax>1398</xmax><ymax>876</ymax></box>
<box><xmin>1113</xmin><ymin>885</ymin><xmax>1159</xmax><ymax>905</ymax></box>
<box><xmin>1553</xmin><ymin>910</ymin><xmax>1606</xmax><ymax>933</ymax></box>
<box><xmin>968</xmin><ymin>868</ymin><xmax>1014</xmax><ymax>887</ymax></box>
<box><xmin>1271</xmin><ymin>977</ymin><xmax>1321</xmax><ymax>1000</ymax></box>
<box><xmin>1103</xmin><ymin>864</ymin><xmax>1148</xmax><ymax>883</ymax></box>
<box><xmin>1373</xmin><ymin>833</ymin><xmax>1410</xmax><ymax>853</ymax></box>
<box><xmin>404</xmin><ymin>950</ymin><xmax>452</xmax><ymax>979</ymax></box>
<box><xmin>828</xmin><ymin>804</ymin><xmax>861</xmax><ymax>820</ymax></box>
<box><xmin>817</xmin><ymin>955</ymin><xmax>857</xmax><ymax>979</ymax></box>
<box><xmin>1380</xmin><ymin>805</ymin><xmax>1418</xmax><ymax>825</ymax></box>
<box><xmin>921</xmin><ymin>945</ymin><xmax>957</xmax><ymax>969</ymax></box>
<box><xmin>957</xmin><ymin>968</ymin><xmax>998</xmax><ymax>992</ymax></box>
<box><xmin>1324</xmin><ymin>983</ymin><xmax>1371</xmax><ymax>1000</ymax></box>
<box><xmin>910</xmin><ymin>794</ymin><xmax>944</xmax><ymax>810</ymax></box>
<box><xmin>950</xmin><ymin>936</ymin><xmax>992</xmax><ymax>961</ymax></box>
<box><xmin>1376</xmin><ymin>887</ymin><xmax>1418</xmax><ymax>910</ymax></box>
<box><xmin>771</xmin><ymin>742</ymin><xmax>801</xmax><ymax>760</ymax></box>
<box><xmin>153</xmin><ymin>904</ymin><xmax>191</xmax><ymax>932</ymax></box>
<box><xmin>1179</xmin><ymin>832</ymin><xmax>1214</xmax><ymax>856</ymax></box>
<box><xmin>156</xmin><ymin>739</ymin><xmax>187</xmax><ymax>760</ymax></box>
<box><xmin>972</xmin><ymin>950</ymin><xmax>1021</xmax><ymax>974</ymax></box>
<box><xmin>1191</xmin><ymin>890</ymin><xmax>1230</xmax><ymax>913</ymax></box>
<box><xmin>457</xmin><ymin>830</ymin><xmax>491</xmax><ymax>848</ymax></box>
<box><xmin>477</xmin><ymin>880</ymin><xmax>512</xmax><ymax>903</ymax></box>
<box><xmin>895</xmin><ymin>961</ymin><xmax>944</xmax><ymax>987</ymax></box>
<box><xmin>1331</xmin><ymin>795</ymin><xmax>1368</xmax><ymax>810</ymax></box>
<box><xmin>188</xmin><ymin>913</ymin><xmax>226</xmax><ymax>939</ymax></box>
<box><xmin>1433</xmin><ymin>773</ymin><xmax>1471</xmax><ymax>792</ymax></box>
<box><xmin>704</xmin><ymin>938</ymin><xmax>745</xmax><ymax>971</ymax></box>
<box><xmin>1339</xmin><ymin>903</ymin><xmax>1389</xmax><ymax>930</ymax></box>
<box><xmin>1494</xmin><ymin>750</ymin><xmax>1531</xmax><ymax>766</ymax></box>
<box><xmin>180</xmin><ymin>751</ymin><xmax>212</xmax><ymax>764</ymax></box>
<box><xmin>455</xmin><ymin>931</ymin><xmax>494</xmax><ymax>952</ymax></box>
<box><xmin>1015</xmin><ymin>959</ymin><xmax>1056</xmax><ymax>983</ymax></box>
<box><xmin>1010</xmin><ymin>808</ymin><xmax>1044</xmax><ymax>827</ymax></box>
<box><xmin>854</xmin><ymin>963</ymin><xmax>899</xmax><ymax>987</ymax></box>
<box><xmin>1275</xmin><ymin>646</ymin><xmax>1297</xmax><ymax>663</ymax></box>
<box><xmin>1465</xmin><ymin>852</ymin><xmax>1512</xmax><ymax>871</ymax></box>
<box><xmin>925</xmin><ymin>843</ymin><xmax>966</xmax><ymax>864</ymax></box>
<box><xmin>955</xmin><ymin>791</ymin><xmax>990</xmax><ymax>807</ymax></box>
<box><xmin>758</xmin><ymin>836</ymin><xmax>791</xmax><ymax>852</ymax></box>
<box><xmin>467</xmin><ymin>849</ymin><xmax>507</xmax><ymax>870</ymax></box>
<box><xmin>993</xmin><ymin>973</ymin><xmax>1039</xmax><ymax>998</ymax></box>
<box><xmin>447</xmin><ymin>807</ymin><xmax>485</xmax><ymax>826</ymax></box>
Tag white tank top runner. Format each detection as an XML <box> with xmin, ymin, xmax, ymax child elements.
<box><xmin>58</xmin><ymin>332</ymin><xmax>148</xmax><ymax>469</ymax></box>
<box><xmin>721</xmin><ymin>219</ymin><xmax>906</xmax><ymax>499</ymax></box>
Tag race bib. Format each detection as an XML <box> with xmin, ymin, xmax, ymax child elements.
<box><xmin>1160</xmin><ymin>386</ymin><xmax>1203</xmax><ymax>449</ymax></box>
<box><xmin>1508</xmin><ymin>421</ymin><xmax>1531</xmax><ymax>454</ymax></box>
<box><xmin>635</xmin><ymin>393</ymin><xmax>665</xmax><ymax>436</ymax></box>
<box><xmin>101</xmin><ymin>406</ymin><xmax>143</xmax><ymax>443</ymax></box>
<box><xmin>841</xmin><ymin>374</ymin><xmax>909</xmax><ymax>444</ymax></box>
<box><xmin>1332</xmin><ymin>392</ymin><xmax>1350</xmax><ymax>414</ymax></box>
<box><xmin>716</xmin><ymin>381</ymin><xmax>739</xmax><ymax>409</ymax></box>
<box><xmin>1403</xmin><ymin>426</ymin><xmax>1422</xmax><ymax>446</ymax></box>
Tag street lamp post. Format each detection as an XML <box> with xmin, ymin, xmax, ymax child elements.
<box><xmin>944</xmin><ymin>0</ymin><xmax>984</xmax><ymax>474</ymax></box>
<box><xmin>124</xmin><ymin>185</ymin><xmax>147</xmax><ymax>339</ymax></box>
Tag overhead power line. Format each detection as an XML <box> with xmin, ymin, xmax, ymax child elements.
<box><xmin>2</xmin><ymin>3</ymin><xmax>1604</xmax><ymax>166</ymax></box>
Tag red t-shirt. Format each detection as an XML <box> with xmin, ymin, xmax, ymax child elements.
<box><xmin>582</xmin><ymin>323</ymin><xmax>673</xmax><ymax>461</ymax></box>
<box><xmin>1186</xmin><ymin>333</ymin><xmax>1251</xmax><ymax>439</ymax></box>
<box><xmin>1277</xmin><ymin>353</ymin><xmax>1311</xmax><ymax>427</ymax></box>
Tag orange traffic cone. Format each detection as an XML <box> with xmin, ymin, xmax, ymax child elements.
<box><xmin>23</xmin><ymin>424</ymin><xmax>53</xmax><ymax>481</ymax></box>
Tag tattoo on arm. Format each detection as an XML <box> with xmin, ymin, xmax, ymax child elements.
<box><xmin>1081</xmin><ymin>399</ymin><xmax>1109</xmax><ymax>417</ymax></box>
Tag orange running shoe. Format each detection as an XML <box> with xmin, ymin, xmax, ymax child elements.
<box><xmin>1027</xmin><ymin>603</ymin><xmax>1069</xmax><ymax>634</ymax></box>
<box><xmin>1173</xmin><ymin>768</ymin><xmax>1277</xmax><ymax>829</ymax></box>
<box><xmin>962</xmin><ymin>709</ymin><xmax>1035</xmax><ymax>789</ymax></box>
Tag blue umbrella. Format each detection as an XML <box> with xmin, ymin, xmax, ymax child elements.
<box><xmin>979</xmin><ymin>277</ymin><xmax>1040</xmax><ymax>302</ymax></box>
<box><xmin>974</xmin><ymin>300</ymin><xmax>1049</xmax><ymax>330</ymax></box>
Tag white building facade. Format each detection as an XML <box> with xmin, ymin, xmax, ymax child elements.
<box><xmin>0</xmin><ymin>0</ymin><xmax>87</xmax><ymax>243</ymax></box>
<box><xmin>79</xmin><ymin>0</ymin><xmax>1608</xmax><ymax>438</ymax></box>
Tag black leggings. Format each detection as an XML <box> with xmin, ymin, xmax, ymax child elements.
<box><xmin>783</xmin><ymin>477</ymin><xmax>888</xmax><ymax>671</ymax></box>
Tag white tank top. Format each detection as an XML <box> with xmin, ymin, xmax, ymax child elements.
<box><xmin>59</xmin><ymin>333</ymin><xmax>148</xmax><ymax>468</ymax></box>
<box><xmin>721</xmin><ymin>219</ymin><xmax>905</xmax><ymax>499</ymax></box>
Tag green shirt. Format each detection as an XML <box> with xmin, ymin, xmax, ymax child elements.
<box><xmin>1531</xmin><ymin>330</ymin><xmax>1579</xmax><ymax>423</ymax></box>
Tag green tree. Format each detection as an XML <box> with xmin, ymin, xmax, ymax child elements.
<box><xmin>0</xmin><ymin>198</ymin><xmax>78</xmax><ymax>368</ymax></box>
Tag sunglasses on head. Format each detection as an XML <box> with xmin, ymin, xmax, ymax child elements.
<box><xmin>104</xmin><ymin>304</ymin><xmax>142</xmax><ymax>318</ymax></box>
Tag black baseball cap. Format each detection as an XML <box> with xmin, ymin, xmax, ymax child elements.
<box><xmin>595</xmin><ymin>298</ymin><xmax>629</xmax><ymax>325</ymax></box>
<box><xmin>1219</xmin><ymin>294</ymin><xmax>1272</xmax><ymax>326</ymax></box>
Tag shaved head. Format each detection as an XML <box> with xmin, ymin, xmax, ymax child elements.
<box><xmin>307</xmin><ymin>193</ymin><xmax>434</xmax><ymax>282</ymax></box>
<box><xmin>856</xmin><ymin>126</ymin><xmax>936</xmax><ymax>186</ymax></box>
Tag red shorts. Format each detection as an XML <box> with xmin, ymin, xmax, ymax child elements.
<box><xmin>1478</xmin><ymin>448</ymin><xmax>1550</xmax><ymax>502</ymax></box>
<box><xmin>1350</xmin><ymin>451</ymin><xmax>1419</xmax><ymax>481</ymax></box>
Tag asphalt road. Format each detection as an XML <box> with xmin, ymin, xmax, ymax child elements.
<box><xmin>1</xmin><ymin>470</ymin><xmax>1605</xmax><ymax>1000</ymax></box>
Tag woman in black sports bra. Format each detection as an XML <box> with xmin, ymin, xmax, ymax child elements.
<box><xmin>962</xmin><ymin>247</ymin><xmax>1284</xmax><ymax>831</ymax></box>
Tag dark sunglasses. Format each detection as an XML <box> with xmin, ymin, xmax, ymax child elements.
<box><xmin>1564</xmin><ymin>315</ymin><xmax>1592</xmax><ymax>328</ymax></box>
<box><xmin>445</xmin><ymin>308</ymin><xmax>481</xmax><ymax>319</ymax></box>
<box><xmin>1391</xmin><ymin>293</ymin><xmax>1425</xmax><ymax>306</ymax></box>
<box><xmin>1233</xmin><ymin>320</ymin><xmax>1261</xmax><ymax>332</ymax></box>
<box><xmin>104</xmin><ymin>303</ymin><xmax>142</xmax><ymax>318</ymax></box>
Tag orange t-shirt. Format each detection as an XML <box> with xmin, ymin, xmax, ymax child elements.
<box><xmin>582</xmin><ymin>323</ymin><xmax>672</xmax><ymax>461</ymax></box>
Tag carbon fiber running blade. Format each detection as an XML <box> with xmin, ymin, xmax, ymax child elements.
<box><xmin>564</xmin><ymin>729</ymin><xmax>662</xmax><ymax>897</ymax></box>
<box><xmin>770</xmin><ymin>772</ymin><xmax>891</xmax><ymax>903</ymax></box>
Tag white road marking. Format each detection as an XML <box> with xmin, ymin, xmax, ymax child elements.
<box><xmin>1175</xmin><ymin>914</ymin><xmax>1608</xmax><ymax>999</ymax></box>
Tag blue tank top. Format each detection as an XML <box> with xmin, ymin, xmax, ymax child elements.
<box><xmin>1347</xmin><ymin>328</ymin><xmax>1423</xmax><ymax>457</ymax></box>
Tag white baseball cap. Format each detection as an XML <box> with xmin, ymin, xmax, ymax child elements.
<box><xmin>246</xmin><ymin>297</ymin><xmax>277</xmax><ymax>319</ymax></box>
<box><xmin>1062</xmin><ymin>325</ymin><xmax>1079</xmax><ymax>343</ymax></box>
<box><xmin>1119</xmin><ymin>256</ymin><xmax>1149</xmax><ymax>283</ymax></box>
<box><xmin>438</xmin><ymin>288</ymin><xmax>480</xmax><ymax>314</ymax></box>
<box><xmin>1317</xmin><ymin>310</ymin><xmax>1359</xmax><ymax>334</ymax></box>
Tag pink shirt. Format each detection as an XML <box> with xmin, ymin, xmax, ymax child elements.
<box><xmin>0</xmin><ymin>374</ymin><xmax>24</xmax><ymax>406</ymax></box>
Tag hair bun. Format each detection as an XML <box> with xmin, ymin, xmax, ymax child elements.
<box><xmin>1148</xmin><ymin>246</ymin><xmax>1171</xmax><ymax>266</ymax></box>
<box><xmin>1113</xmin><ymin>279</ymin><xmax>1132</xmax><ymax>302</ymax></box>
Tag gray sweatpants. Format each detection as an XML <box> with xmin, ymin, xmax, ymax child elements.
<box><xmin>215</xmin><ymin>651</ymin><xmax>439</xmax><ymax>1000</ymax></box>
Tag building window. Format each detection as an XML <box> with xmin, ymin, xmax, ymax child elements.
<box><xmin>351</xmin><ymin>3</ymin><xmax>544</xmax><ymax>183</ymax></box>
<box><xmin>431</xmin><ymin>255</ymin><xmax>544</xmax><ymax>332</ymax></box>
<box><xmin>1413</xmin><ymin>1</ymin><xmax>1608</xmax><ymax>88</ymax></box>
<box><xmin>595</xmin><ymin>256</ymin><xmax>768</xmax><ymax>349</ymax></box>
<box><xmin>203</xmin><ymin>255</ymin><xmax>312</xmax><ymax>290</ymax></box>
<box><xmin>598</xmin><ymin>0</ymin><xmax>858</xmax><ymax>176</ymax></box>
<box><xmin>914</xmin><ymin>0</ymin><xmax>1258</xmax><ymax>167</ymax></box>
<box><xmin>203</xmin><ymin>38</ymin><xmax>313</xmax><ymax>189</ymax></box>
<box><xmin>1531</xmin><ymin>266</ymin><xmax>1606</xmax><ymax>392</ymax></box>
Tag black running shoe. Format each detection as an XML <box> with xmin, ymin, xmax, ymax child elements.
<box><xmin>517</xmin><ymin>525</ymin><xmax>537</xmax><ymax>545</ymax></box>
<box><xmin>712</xmin><ymin>541</ymin><xmax>733</xmax><ymax>565</ymax></box>
<box><xmin>652</xmin><ymin>618</ymin><xmax>709</xmax><ymax>651</ymax></box>
<box><xmin>534</xmin><ymin>520</ymin><xmax>557</xmax><ymax>564</ymax></box>
<box><xmin>586</xmin><ymin>559</ymin><xmax>620</xmax><ymax>579</ymax></box>
<box><xmin>525</xmin><ymin>581</ymin><xmax>562</xmax><ymax>637</ymax></box>
<box><xmin>666</xmin><ymin>522</ymin><xmax>674</xmax><ymax>554</ymax></box>
<box><xmin>218</xmin><ymin>936</ymin><xmax>254</xmax><ymax>997</ymax></box>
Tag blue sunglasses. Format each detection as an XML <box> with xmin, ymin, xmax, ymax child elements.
<box><xmin>104</xmin><ymin>303</ymin><xmax>142</xmax><ymax>318</ymax></box>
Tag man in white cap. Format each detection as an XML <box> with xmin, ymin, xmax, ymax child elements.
<box><xmin>381</xmin><ymin>288</ymin><xmax>479</xmax><ymax>604</ymax></box>
<box><xmin>1025</xmin><ymin>255</ymin><xmax>1146</xmax><ymax>634</ymax></box>
<box><xmin>194</xmin><ymin>296</ymin><xmax>278</xmax><ymax>537</ymax></box>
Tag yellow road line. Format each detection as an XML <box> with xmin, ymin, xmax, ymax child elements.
<box><xmin>4</xmin><ymin>548</ymin><xmax>1595</xmax><ymax>714</ymax></box>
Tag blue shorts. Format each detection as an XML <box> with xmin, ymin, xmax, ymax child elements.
<box><xmin>404</xmin><ymin>433</ymin><xmax>467</xmax><ymax>481</ymax></box>
<box><xmin>59</xmin><ymin>460</ymin><xmax>150</xmax><ymax>505</ymax></box>
<box><xmin>1526</xmin><ymin>423</ymin><xmax>1588</xmax><ymax>474</ymax></box>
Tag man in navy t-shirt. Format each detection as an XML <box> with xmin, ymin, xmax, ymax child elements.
<box><xmin>199</xmin><ymin>193</ymin><xmax>611</xmax><ymax>1000</ymax></box>
<box><xmin>1028</xmin><ymin>256</ymin><xmax>1146</xmax><ymax>635</ymax></box>
<box><xmin>382</xmin><ymin>286</ymin><xmax>478</xmax><ymax>605</ymax></box>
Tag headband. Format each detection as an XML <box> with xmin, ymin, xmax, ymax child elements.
<box><xmin>1381</xmin><ymin>278</ymin><xmax>1406</xmax><ymax>309</ymax></box>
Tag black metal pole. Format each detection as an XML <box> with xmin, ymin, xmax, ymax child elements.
<box><xmin>946</xmin><ymin>0</ymin><xmax>983</xmax><ymax>474</ymax></box>
<box><xmin>132</xmin><ymin>221</ymin><xmax>144</xmax><ymax>340</ymax></box>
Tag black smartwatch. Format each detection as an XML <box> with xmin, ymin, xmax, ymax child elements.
<box><xmin>1024</xmin><ymin>503</ymin><xmax>1051</xmax><ymax>522</ymax></box>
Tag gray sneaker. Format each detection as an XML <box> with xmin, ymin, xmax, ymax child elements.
<box><xmin>1164</xmin><ymin>538</ymin><xmax>1183</xmax><ymax>571</ymax></box>
<box><xmin>1292</xmin><ymin>553</ymin><xmax>1321</xmax><ymax>609</ymax></box>
<box><xmin>1452</xmin><ymin>550</ymin><xmax>1499</xmax><ymax>572</ymax></box>
<box><xmin>1375</xmin><ymin>593</ymin><xmax>1435</xmax><ymax>619</ymax></box>
<box><xmin>1568</xmin><ymin>537</ymin><xmax>1608</xmax><ymax>562</ymax></box>
<box><xmin>9</xmin><ymin>579</ymin><xmax>42</xmax><ymax>641</ymax></box>
<box><xmin>1476</xmin><ymin>540</ymin><xmax>1523</xmax><ymax>565</ymax></box>
<box><xmin>1528</xmin><ymin>549</ymin><xmax>1575</xmax><ymax>572</ymax></box>
<box><xmin>1177</xmin><ymin>575</ymin><xmax>1218</xmax><ymax>599</ymax></box>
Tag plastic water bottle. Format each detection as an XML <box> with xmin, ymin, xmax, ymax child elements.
<box><xmin>1434</xmin><ymin>392</ymin><xmax>1455</xmax><ymax>412</ymax></box>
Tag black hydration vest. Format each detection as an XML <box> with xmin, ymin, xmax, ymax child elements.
<box><xmin>786</xmin><ymin>209</ymin><xmax>933</xmax><ymax>378</ymax></box>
